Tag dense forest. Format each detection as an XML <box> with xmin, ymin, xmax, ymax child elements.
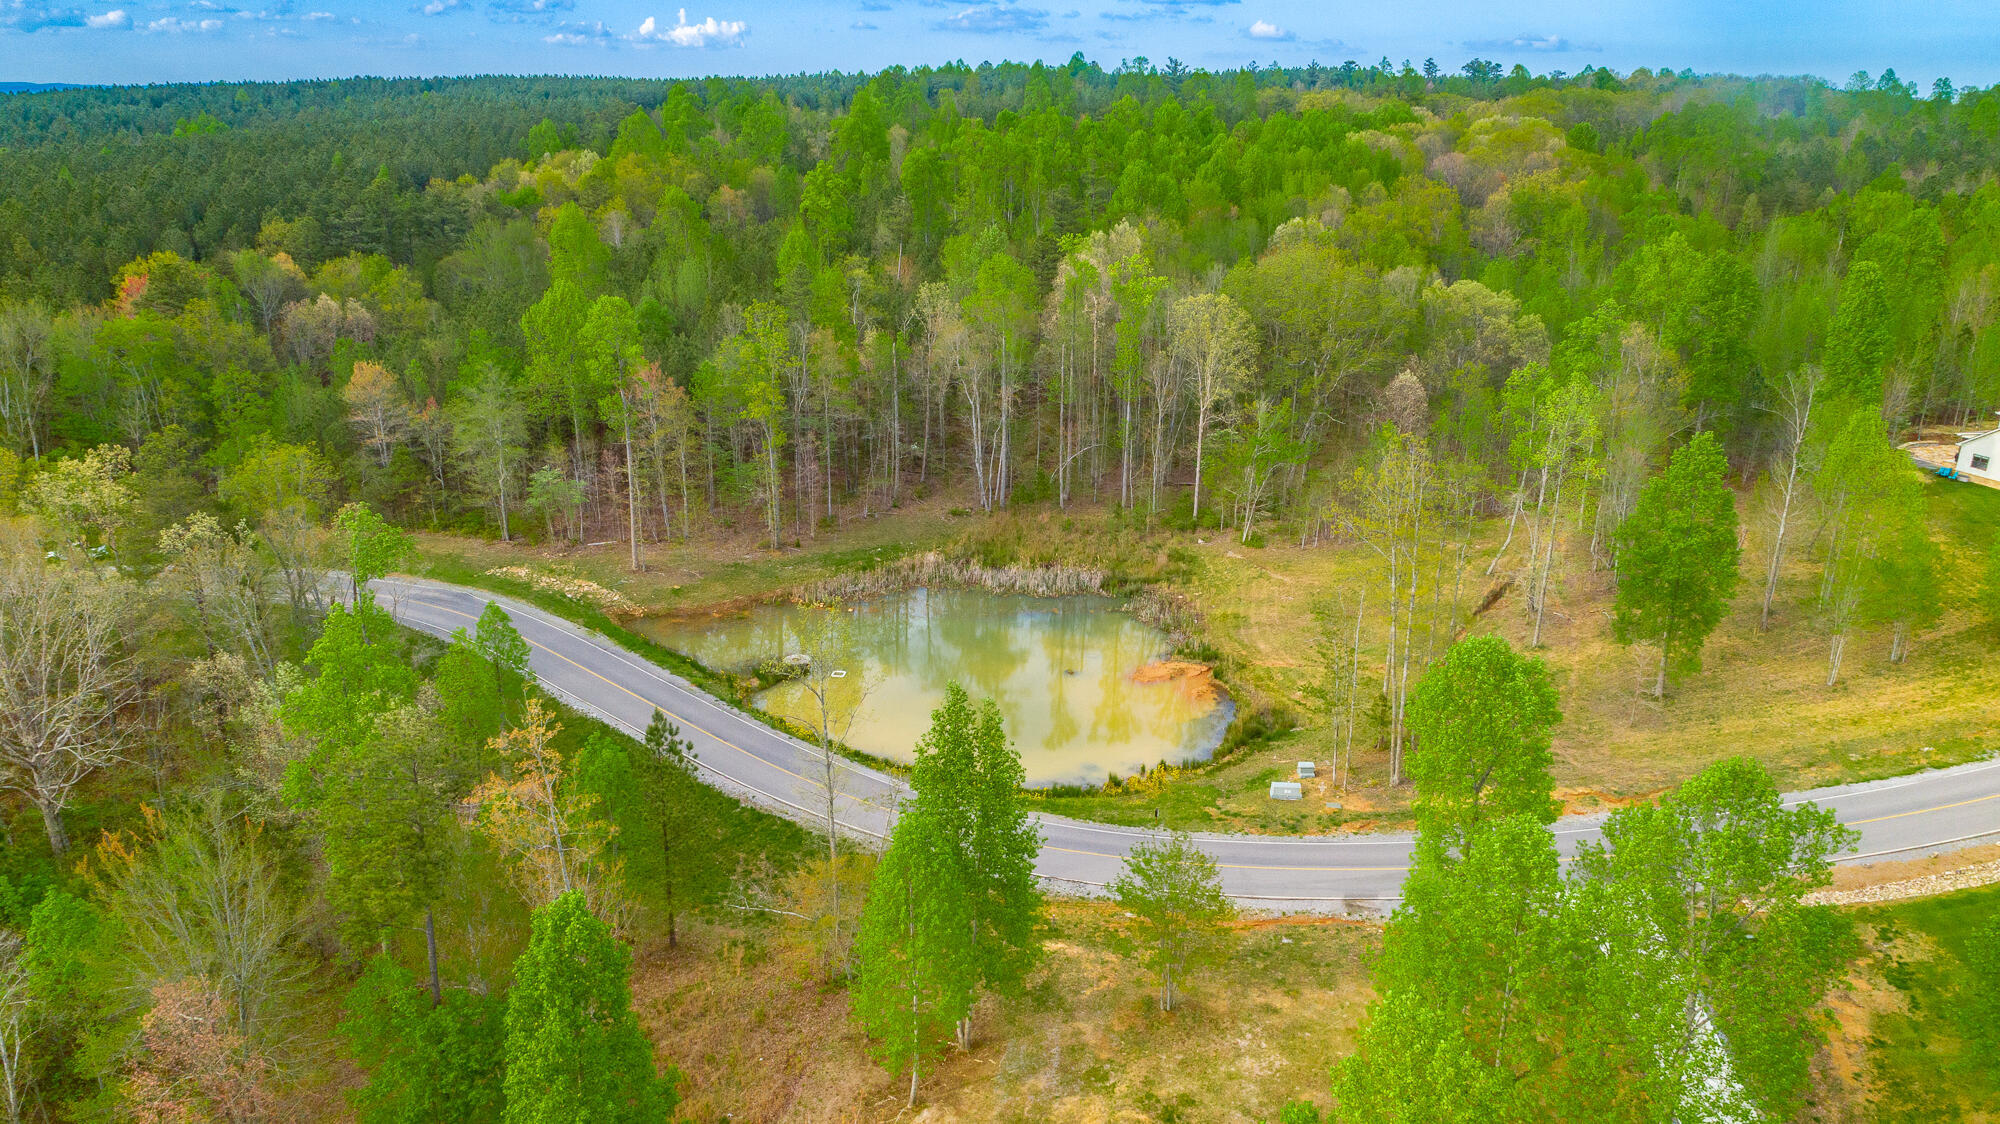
<box><xmin>2</xmin><ymin>58</ymin><xmax>1999</xmax><ymax>1121</ymax></box>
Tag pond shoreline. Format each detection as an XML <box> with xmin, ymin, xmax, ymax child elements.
<box><xmin>633</xmin><ymin>586</ymin><xmax>1236</xmax><ymax>790</ymax></box>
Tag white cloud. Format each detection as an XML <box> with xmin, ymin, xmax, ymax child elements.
<box><xmin>1464</xmin><ymin>32</ymin><xmax>1592</xmax><ymax>53</ymax></box>
<box><xmin>543</xmin><ymin>17</ymin><xmax>609</xmax><ymax>43</ymax></box>
<box><xmin>85</xmin><ymin>7</ymin><xmax>127</xmax><ymax>26</ymax></box>
<box><xmin>302</xmin><ymin>8</ymin><xmax>332</xmax><ymax>16</ymax></box>
<box><xmin>934</xmin><ymin>2</ymin><xmax>1047</xmax><ymax>33</ymax></box>
<box><xmin>418</xmin><ymin>0</ymin><xmax>465</xmax><ymax>15</ymax></box>
<box><xmin>1246</xmin><ymin>17</ymin><xmax>1290</xmax><ymax>39</ymax></box>
<box><xmin>146</xmin><ymin>14</ymin><xmax>220</xmax><ymax>30</ymax></box>
<box><xmin>633</xmin><ymin>7</ymin><xmax>743</xmax><ymax>46</ymax></box>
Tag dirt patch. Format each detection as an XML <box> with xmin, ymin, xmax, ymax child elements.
<box><xmin>1551</xmin><ymin>786</ymin><xmax>1666</xmax><ymax>815</ymax></box>
<box><xmin>1130</xmin><ymin>660</ymin><xmax>1220</xmax><ymax>706</ymax></box>
<box><xmin>642</xmin><ymin>588</ymin><xmax>789</xmax><ymax>624</ymax></box>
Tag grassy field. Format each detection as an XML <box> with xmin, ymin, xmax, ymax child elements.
<box><xmin>1816</xmin><ymin>882</ymin><xmax>2000</xmax><ymax>1123</ymax></box>
<box><xmin>630</xmin><ymin>858</ymin><xmax>2000</xmax><ymax>1124</ymax></box>
<box><xmin>412</xmin><ymin>472</ymin><xmax>2000</xmax><ymax>835</ymax></box>
<box><xmin>631</xmin><ymin>902</ymin><xmax>1373</xmax><ymax>1124</ymax></box>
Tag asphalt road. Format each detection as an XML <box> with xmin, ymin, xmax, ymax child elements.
<box><xmin>371</xmin><ymin>575</ymin><xmax>2000</xmax><ymax>914</ymax></box>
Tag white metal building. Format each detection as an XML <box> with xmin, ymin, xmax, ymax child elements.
<box><xmin>1956</xmin><ymin>428</ymin><xmax>2000</xmax><ymax>485</ymax></box>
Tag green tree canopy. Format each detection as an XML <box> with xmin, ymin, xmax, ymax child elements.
<box><xmin>1612</xmin><ymin>431</ymin><xmax>1742</xmax><ymax>697</ymax></box>
<box><xmin>502</xmin><ymin>890</ymin><xmax>675</xmax><ymax>1124</ymax></box>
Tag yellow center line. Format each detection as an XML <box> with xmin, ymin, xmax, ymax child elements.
<box><xmin>394</xmin><ymin>590</ymin><xmax>847</xmax><ymax>801</ymax></box>
<box><xmin>1042</xmin><ymin>846</ymin><xmax>1406</xmax><ymax>873</ymax></box>
<box><xmin>1847</xmin><ymin>791</ymin><xmax>2000</xmax><ymax>825</ymax></box>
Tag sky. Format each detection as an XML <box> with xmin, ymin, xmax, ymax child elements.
<box><xmin>6</xmin><ymin>0</ymin><xmax>2000</xmax><ymax>90</ymax></box>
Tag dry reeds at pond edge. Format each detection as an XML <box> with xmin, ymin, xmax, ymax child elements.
<box><xmin>799</xmin><ymin>550</ymin><xmax>1107</xmax><ymax>603</ymax></box>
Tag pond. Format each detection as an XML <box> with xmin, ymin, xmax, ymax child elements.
<box><xmin>634</xmin><ymin>588</ymin><xmax>1233</xmax><ymax>788</ymax></box>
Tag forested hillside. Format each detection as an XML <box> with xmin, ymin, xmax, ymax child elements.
<box><xmin>2</xmin><ymin>60</ymin><xmax>2000</xmax><ymax>1122</ymax></box>
<box><xmin>4</xmin><ymin>60</ymin><xmax>1999</xmax><ymax>549</ymax></box>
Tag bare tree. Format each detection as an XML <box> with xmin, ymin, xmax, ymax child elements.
<box><xmin>0</xmin><ymin>303</ymin><xmax>55</xmax><ymax>461</ymax></box>
<box><xmin>0</xmin><ymin>528</ymin><xmax>139</xmax><ymax>853</ymax></box>
<box><xmin>158</xmin><ymin>514</ymin><xmax>279</xmax><ymax>679</ymax></box>
<box><xmin>1168</xmin><ymin>292</ymin><xmax>1256</xmax><ymax>526</ymax></box>
<box><xmin>1756</xmin><ymin>366</ymin><xmax>1822</xmax><ymax>630</ymax></box>
<box><xmin>1337</xmin><ymin>432</ymin><xmax>1477</xmax><ymax>784</ymax></box>
<box><xmin>89</xmin><ymin>794</ymin><xmax>306</xmax><ymax>1046</ymax></box>
<box><xmin>0</xmin><ymin>936</ymin><xmax>27</xmax><ymax>1124</ymax></box>
<box><xmin>785</xmin><ymin>603</ymin><xmax>875</xmax><ymax>981</ymax></box>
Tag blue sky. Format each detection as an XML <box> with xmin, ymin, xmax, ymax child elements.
<box><xmin>6</xmin><ymin>0</ymin><xmax>1999</xmax><ymax>89</ymax></box>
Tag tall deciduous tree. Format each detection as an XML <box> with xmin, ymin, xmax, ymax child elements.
<box><xmin>450</xmin><ymin>364</ymin><xmax>527</xmax><ymax>542</ymax></box>
<box><xmin>1755</xmin><ymin>365</ymin><xmax>1822</xmax><ymax>630</ymax></box>
<box><xmin>472</xmin><ymin>700</ymin><xmax>621</xmax><ymax>921</ymax></box>
<box><xmin>1405</xmin><ymin>635</ymin><xmax>1561</xmax><ymax>853</ymax></box>
<box><xmin>334</xmin><ymin>500</ymin><xmax>416</xmax><ymax>607</ymax></box>
<box><xmin>1572</xmin><ymin>757</ymin><xmax>1856</xmax><ymax>1122</ymax></box>
<box><xmin>1612</xmin><ymin>431</ymin><xmax>1741</xmax><ymax>697</ymax></box>
<box><xmin>850</xmin><ymin>795</ymin><xmax>974</xmax><ymax>1107</ymax></box>
<box><xmin>502</xmin><ymin>891</ymin><xmax>675</xmax><ymax>1124</ymax></box>
<box><xmin>1813</xmin><ymin>409</ymin><xmax>1903</xmax><ymax>685</ymax></box>
<box><xmin>1167</xmin><ymin>291</ymin><xmax>1256</xmax><ymax>525</ymax></box>
<box><xmin>0</xmin><ymin>527</ymin><xmax>138</xmax><ymax>854</ymax></box>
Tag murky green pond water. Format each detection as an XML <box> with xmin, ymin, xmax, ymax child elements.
<box><xmin>635</xmin><ymin>589</ymin><xmax>1232</xmax><ymax>788</ymax></box>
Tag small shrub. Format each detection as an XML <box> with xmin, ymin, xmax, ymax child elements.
<box><xmin>1278</xmin><ymin>1099</ymin><xmax>1323</xmax><ymax>1124</ymax></box>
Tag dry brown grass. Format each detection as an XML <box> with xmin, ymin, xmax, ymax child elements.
<box><xmin>628</xmin><ymin>905</ymin><xmax>1376</xmax><ymax>1123</ymax></box>
<box><xmin>1181</xmin><ymin>478</ymin><xmax>2000</xmax><ymax>824</ymax></box>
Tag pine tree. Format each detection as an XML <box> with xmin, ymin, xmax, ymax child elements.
<box><xmin>502</xmin><ymin>891</ymin><xmax>675</xmax><ymax>1124</ymax></box>
<box><xmin>1612</xmin><ymin>431</ymin><xmax>1741</xmax><ymax>697</ymax></box>
<box><xmin>341</xmin><ymin>955</ymin><xmax>505</xmax><ymax>1124</ymax></box>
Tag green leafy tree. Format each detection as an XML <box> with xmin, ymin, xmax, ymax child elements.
<box><xmin>450</xmin><ymin>364</ymin><xmax>528</xmax><ymax>542</ymax></box>
<box><xmin>280</xmin><ymin>596</ymin><xmax>418</xmax><ymax>803</ymax></box>
<box><xmin>334</xmin><ymin>500</ymin><xmax>416</xmax><ymax>604</ymax></box>
<box><xmin>502</xmin><ymin>891</ymin><xmax>675</xmax><ymax>1124</ymax></box>
<box><xmin>341</xmin><ymin>955</ymin><xmax>506</xmax><ymax>1124</ymax></box>
<box><xmin>474</xmin><ymin>601</ymin><xmax>532</xmax><ymax>700</ymax></box>
<box><xmin>1405</xmin><ymin>635</ymin><xmax>1561</xmax><ymax>853</ymax></box>
<box><xmin>22</xmin><ymin>891</ymin><xmax>124</xmax><ymax>1115</ymax></box>
<box><xmin>1824</xmin><ymin>260</ymin><xmax>1894</xmax><ymax>410</ymax></box>
<box><xmin>1109</xmin><ymin>830</ymin><xmax>1233</xmax><ymax>1012</ymax></box>
<box><xmin>1335</xmin><ymin>816</ymin><xmax>1588</xmax><ymax>1123</ymax></box>
<box><xmin>1572</xmin><ymin>757</ymin><xmax>1857</xmax><ymax>1122</ymax></box>
<box><xmin>432</xmin><ymin>629</ymin><xmax>507</xmax><ymax>760</ymax></box>
<box><xmin>319</xmin><ymin>705</ymin><xmax>460</xmax><ymax>997</ymax></box>
<box><xmin>1611</xmin><ymin>431</ymin><xmax>1741</xmax><ymax>698</ymax></box>
<box><xmin>850</xmin><ymin>796</ymin><xmax>975</xmax><ymax>1107</ymax></box>
<box><xmin>896</xmin><ymin>684</ymin><xmax>1042</xmax><ymax>1041</ymax></box>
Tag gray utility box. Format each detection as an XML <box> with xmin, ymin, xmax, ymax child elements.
<box><xmin>1270</xmin><ymin>781</ymin><xmax>1303</xmax><ymax>801</ymax></box>
<box><xmin>1297</xmin><ymin>761</ymin><xmax>1316</xmax><ymax>778</ymax></box>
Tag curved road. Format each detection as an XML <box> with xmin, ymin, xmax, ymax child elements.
<box><xmin>372</xmin><ymin>575</ymin><xmax>2000</xmax><ymax>914</ymax></box>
